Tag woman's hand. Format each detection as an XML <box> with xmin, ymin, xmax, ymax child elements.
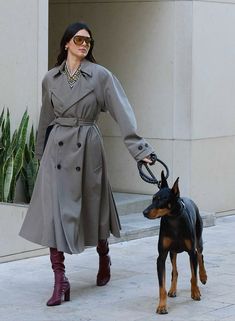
<box><xmin>142</xmin><ymin>153</ymin><xmax>157</xmax><ymax>165</ymax></box>
<box><xmin>142</xmin><ymin>157</ymin><xmax>152</xmax><ymax>164</ymax></box>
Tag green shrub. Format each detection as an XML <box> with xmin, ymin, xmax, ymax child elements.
<box><xmin>0</xmin><ymin>108</ymin><xmax>39</xmax><ymax>203</ymax></box>
<box><xmin>21</xmin><ymin>125</ymin><xmax>39</xmax><ymax>203</ymax></box>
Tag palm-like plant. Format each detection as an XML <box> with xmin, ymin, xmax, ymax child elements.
<box><xmin>21</xmin><ymin>125</ymin><xmax>39</xmax><ymax>203</ymax></box>
<box><xmin>0</xmin><ymin>108</ymin><xmax>38</xmax><ymax>203</ymax></box>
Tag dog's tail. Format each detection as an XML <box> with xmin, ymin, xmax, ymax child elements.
<box><xmin>196</xmin><ymin>209</ymin><xmax>203</xmax><ymax>247</ymax></box>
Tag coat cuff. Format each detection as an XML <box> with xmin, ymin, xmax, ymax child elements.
<box><xmin>128</xmin><ymin>140</ymin><xmax>155</xmax><ymax>162</ymax></box>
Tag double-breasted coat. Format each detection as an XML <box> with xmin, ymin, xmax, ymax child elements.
<box><xmin>19</xmin><ymin>59</ymin><xmax>154</xmax><ymax>254</ymax></box>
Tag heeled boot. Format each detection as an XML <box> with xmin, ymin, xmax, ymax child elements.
<box><xmin>96</xmin><ymin>239</ymin><xmax>111</xmax><ymax>286</ymax></box>
<box><xmin>46</xmin><ymin>248</ymin><xmax>70</xmax><ymax>306</ymax></box>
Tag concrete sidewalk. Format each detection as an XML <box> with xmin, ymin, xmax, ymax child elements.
<box><xmin>1</xmin><ymin>215</ymin><xmax>235</xmax><ymax>321</ymax></box>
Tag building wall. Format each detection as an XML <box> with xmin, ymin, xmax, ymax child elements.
<box><xmin>0</xmin><ymin>0</ymin><xmax>48</xmax><ymax>130</ymax></box>
<box><xmin>0</xmin><ymin>0</ymin><xmax>48</xmax><ymax>202</ymax></box>
<box><xmin>191</xmin><ymin>1</ymin><xmax>235</xmax><ymax>212</ymax></box>
<box><xmin>48</xmin><ymin>0</ymin><xmax>235</xmax><ymax>214</ymax></box>
<box><xmin>1</xmin><ymin>1</ymin><xmax>234</xmax><ymax>215</ymax></box>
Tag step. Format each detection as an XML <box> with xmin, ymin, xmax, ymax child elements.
<box><xmin>113</xmin><ymin>192</ymin><xmax>152</xmax><ymax>216</ymax></box>
<box><xmin>109</xmin><ymin>211</ymin><xmax>216</xmax><ymax>244</ymax></box>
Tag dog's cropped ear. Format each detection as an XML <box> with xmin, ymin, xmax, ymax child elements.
<box><xmin>160</xmin><ymin>171</ymin><xmax>169</xmax><ymax>188</ymax></box>
<box><xmin>172</xmin><ymin>177</ymin><xmax>180</xmax><ymax>197</ymax></box>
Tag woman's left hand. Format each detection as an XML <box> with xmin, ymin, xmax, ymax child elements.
<box><xmin>142</xmin><ymin>157</ymin><xmax>152</xmax><ymax>164</ymax></box>
<box><xmin>142</xmin><ymin>153</ymin><xmax>157</xmax><ymax>165</ymax></box>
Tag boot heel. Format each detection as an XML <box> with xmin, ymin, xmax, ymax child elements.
<box><xmin>64</xmin><ymin>287</ymin><xmax>70</xmax><ymax>302</ymax></box>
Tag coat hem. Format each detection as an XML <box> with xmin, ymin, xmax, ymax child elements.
<box><xmin>19</xmin><ymin>230</ymin><xmax>121</xmax><ymax>255</ymax></box>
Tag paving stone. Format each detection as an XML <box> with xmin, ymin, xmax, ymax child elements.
<box><xmin>0</xmin><ymin>215</ymin><xmax>234</xmax><ymax>321</ymax></box>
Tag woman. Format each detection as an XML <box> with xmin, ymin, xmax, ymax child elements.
<box><xmin>19</xmin><ymin>22</ymin><xmax>156</xmax><ymax>306</ymax></box>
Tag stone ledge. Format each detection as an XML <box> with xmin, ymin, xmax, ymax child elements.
<box><xmin>109</xmin><ymin>210</ymin><xmax>216</xmax><ymax>244</ymax></box>
<box><xmin>0</xmin><ymin>201</ymin><xmax>218</xmax><ymax>263</ymax></box>
<box><xmin>113</xmin><ymin>192</ymin><xmax>152</xmax><ymax>216</ymax></box>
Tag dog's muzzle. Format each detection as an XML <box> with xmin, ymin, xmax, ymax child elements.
<box><xmin>143</xmin><ymin>207</ymin><xmax>151</xmax><ymax>218</ymax></box>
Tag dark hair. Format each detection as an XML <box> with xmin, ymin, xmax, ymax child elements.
<box><xmin>55</xmin><ymin>22</ymin><xmax>96</xmax><ymax>66</ymax></box>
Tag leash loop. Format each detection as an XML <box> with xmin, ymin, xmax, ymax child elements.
<box><xmin>137</xmin><ymin>156</ymin><xmax>169</xmax><ymax>188</ymax></box>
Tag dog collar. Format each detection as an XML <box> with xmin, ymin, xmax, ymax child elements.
<box><xmin>174</xmin><ymin>199</ymin><xmax>185</xmax><ymax>216</ymax></box>
<box><xmin>180</xmin><ymin>200</ymin><xmax>186</xmax><ymax>208</ymax></box>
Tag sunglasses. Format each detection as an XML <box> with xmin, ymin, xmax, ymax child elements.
<box><xmin>73</xmin><ymin>35</ymin><xmax>93</xmax><ymax>46</ymax></box>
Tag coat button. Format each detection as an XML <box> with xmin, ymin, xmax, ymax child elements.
<box><xmin>76</xmin><ymin>166</ymin><xmax>81</xmax><ymax>171</ymax></box>
<box><xmin>145</xmin><ymin>143</ymin><xmax>149</xmax><ymax>147</ymax></box>
<box><xmin>138</xmin><ymin>145</ymin><xmax>143</xmax><ymax>150</ymax></box>
<box><xmin>58</xmin><ymin>141</ymin><xmax>63</xmax><ymax>146</ymax></box>
<box><xmin>77</xmin><ymin>142</ymin><xmax>81</xmax><ymax>148</ymax></box>
<box><xmin>57</xmin><ymin>164</ymin><xmax>61</xmax><ymax>169</ymax></box>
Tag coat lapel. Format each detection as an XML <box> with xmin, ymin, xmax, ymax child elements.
<box><xmin>51</xmin><ymin>59</ymin><xmax>95</xmax><ymax>114</ymax></box>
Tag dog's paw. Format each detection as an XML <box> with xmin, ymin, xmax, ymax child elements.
<box><xmin>199</xmin><ymin>272</ymin><xmax>207</xmax><ymax>285</ymax></box>
<box><xmin>191</xmin><ymin>287</ymin><xmax>201</xmax><ymax>301</ymax></box>
<box><xmin>156</xmin><ymin>305</ymin><xmax>168</xmax><ymax>314</ymax></box>
<box><xmin>168</xmin><ymin>289</ymin><xmax>177</xmax><ymax>297</ymax></box>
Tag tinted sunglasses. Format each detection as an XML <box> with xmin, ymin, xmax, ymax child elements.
<box><xmin>73</xmin><ymin>35</ymin><xmax>93</xmax><ymax>46</ymax></box>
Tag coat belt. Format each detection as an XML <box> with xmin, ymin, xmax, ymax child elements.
<box><xmin>50</xmin><ymin>117</ymin><xmax>95</xmax><ymax>127</ymax></box>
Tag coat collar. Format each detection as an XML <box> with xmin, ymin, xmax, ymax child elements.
<box><xmin>52</xmin><ymin>59</ymin><xmax>93</xmax><ymax>78</ymax></box>
<box><xmin>50</xmin><ymin>59</ymin><xmax>95</xmax><ymax>113</ymax></box>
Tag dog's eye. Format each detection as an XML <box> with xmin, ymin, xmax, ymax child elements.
<box><xmin>153</xmin><ymin>195</ymin><xmax>162</xmax><ymax>202</ymax></box>
<box><xmin>153</xmin><ymin>196</ymin><xmax>160</xmax><ymax>201</ymax></box>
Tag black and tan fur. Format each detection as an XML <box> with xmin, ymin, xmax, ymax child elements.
<box><xmin>143</xmin><ymin>172</ymin><xmax>207</xmax><ymax>314</ymax></box>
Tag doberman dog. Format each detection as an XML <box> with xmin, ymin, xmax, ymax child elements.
<box><xmin>143</xmin><ymin>172</ymin><xmax>207</xmax><ymax>314</ymax></box>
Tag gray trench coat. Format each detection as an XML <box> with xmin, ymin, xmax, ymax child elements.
<box><xmin>19</xmin><ymin>59</ymin><xmax>154</xmax><ymax>254</ymax></box>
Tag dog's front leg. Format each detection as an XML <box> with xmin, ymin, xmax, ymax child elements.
<box><xmin>156</xmin><ymin>251</ymin><xmax>168</xmax><ymax>314</ymax></box>
<box><xmin>189</xmin><ymin>251</ymin><xmax>201</xmax><ymax>300</ymax></box>
<box><xmin>168</xmin><ymin>252</ymin><xmax>178</xmax><ymax>297</ymax></box>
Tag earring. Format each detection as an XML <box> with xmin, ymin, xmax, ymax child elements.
<box><xmin>65</xmin><ymin>46</ymin><xmax>68</xmax><ymax>50</ymax></box>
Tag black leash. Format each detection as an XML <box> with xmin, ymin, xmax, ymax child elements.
<box><xmin>137</xmin><ymin>154</ymin><xmax>169</xmax><ymax>189</ymax></box>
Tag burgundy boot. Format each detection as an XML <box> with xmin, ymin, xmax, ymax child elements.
<box><xmin>96</xmin><ymin>240</ymin><xmax>111</xmax><ymax>286</ymax></box>
<box><xmin>46</xmin><ymin>248</ymin><xmax>70</xmax><ymax>306</ymax></box>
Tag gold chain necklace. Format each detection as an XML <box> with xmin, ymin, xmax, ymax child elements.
<box><xmin>64</xmin><ymin>63</ymin><xmax>81</xmax><ymax>88</ymax></box>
